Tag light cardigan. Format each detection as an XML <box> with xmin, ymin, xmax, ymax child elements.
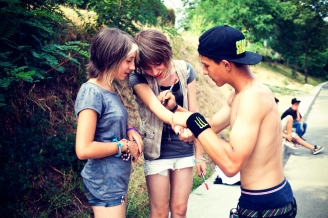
<box><xmin>135</xmin><ymin>60</ymin><xmax>189</xmax><ymax>160</ymax></box>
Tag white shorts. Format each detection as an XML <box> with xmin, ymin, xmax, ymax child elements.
<box><xmin>144</xmin><ymin>156</ymin><xmax>194</xmax><ymax>177</ymax></box>
<box><xmin>281</xmin><ymin>117</ymin><xmax>297</xmax><ymax>137</ymax></box>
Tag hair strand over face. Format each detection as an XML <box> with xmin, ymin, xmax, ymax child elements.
<box><xmin>134</xmin><ymin>29</ymin><xmax>172</xmax><ymax>73</ymax></box>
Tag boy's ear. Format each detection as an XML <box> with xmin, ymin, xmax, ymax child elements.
<box><xmin>222</xmin><ymin>60</ymin><xmax>231</xmax><ymax>71</ymax></box>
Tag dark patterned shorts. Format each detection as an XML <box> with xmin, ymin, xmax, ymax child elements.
<box><xmin>229</xmin><ymin>197</ymin><xmax>297</xmax><ymax>218</ymax></box>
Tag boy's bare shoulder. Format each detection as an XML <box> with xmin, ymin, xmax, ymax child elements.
<box><xmin>240</xmin><ymin>83</ymin><xmax>274</xmax><ymax>112</ymax></box>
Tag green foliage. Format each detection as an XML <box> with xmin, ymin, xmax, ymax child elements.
<box><xmin>182</xmin><ymin>0</ymin><xmax>328</xmax><ymax>81</ymax></box>
<box><xmin>181</xmin><ymin>0</ymin><xmax>294</xmax><ymax>40</ymax></box>
<box><xmin>0</xmin><ymin>0</ymin><xmax>89</xmax><ymax>90</ymax></box>
<box><xmin>0</xmin><ymin>82</ymin><xmax>90</xmax><ymax>217</ymax></box>
<box><xmin>126</xmin><ymin>165</ymin><xmax>150</xmax><ymax>217</ymax></box>
<box><xmin>299</xmin><ymin>49</ymin><xmax>328</xmax><ymax>79</ymax></box>
<box><xmin>85</xmin><ymin>0</ymin><xmax>174</xmax><ymax>34</ymax></box>
<box><xmin>267</xmin><ymin>0</ymin><xmax>328</xmax><ymax>82</ymax></box>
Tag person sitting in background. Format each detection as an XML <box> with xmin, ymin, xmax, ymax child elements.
<box><xmin>275</xmin><ymin>97</ymin><xmax>324</xmax><ymax>155</ymax></box>
<box><xmin>281</xmin><ymin>115</ymin><xmax>324</xmax><ymax>155</ymax></box>
<box><xmin>281</xmin><ymin>98</ymin><xmax>307</xmax><ymax>138</ymax></box>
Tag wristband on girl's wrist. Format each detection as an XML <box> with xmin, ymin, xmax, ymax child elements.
<box><xmin>170</xmin><ymin>103</ymin><xmax>178</xmax><ymax>112</ymax></box>
<box><xmin>194</xmin><ymin>159</ymin><xmax>203</xmax><ymax>163</ymax></box>
<box><xmin>195</xmin><ymin>156</ymin><xmax>206</xmax><ymax>161</ymax></box>
<box><xmin>127</xmin><ymin>127</ymin><xmax>140</xmax><ymax>134</ymax></box>
<box><xmin>194</xmin><ymin>156</ymin><xmax>206</xmax><ymax>163</ymax></box>
<box><xmin>186</xmin><ymin>113</ymin><xmax>211</xmax><ymax>138</ymax></box>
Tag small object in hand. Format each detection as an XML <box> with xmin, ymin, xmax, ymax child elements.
<box><xmin>201</xmin><ymin>171</ymin><xmax>209</xmax><ymax>190</ymax></box>
<box><xmin>162</xmin><ymin>78</ymin><xmax>178</xmax><ymax>105</ymax></box>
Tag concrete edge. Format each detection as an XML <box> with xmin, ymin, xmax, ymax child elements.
<box><xmin>300</xmin><ymin>81</ymin><xmax>328</xmax><ymax>119</ymax></box>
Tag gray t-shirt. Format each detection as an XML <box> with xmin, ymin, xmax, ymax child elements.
<box><xmin>74</xmin><ymin>82</ymin><xmax>131</xmax><ymax>200</ymax></box>
<box><xmin>129</xmin><ymin>62</ymin><xmax>197</xmax><ymax>159</ymax></box>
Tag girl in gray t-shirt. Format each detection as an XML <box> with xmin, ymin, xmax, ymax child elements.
<box><xmin>74</xmin><ymin>28</ymin><xmax>143</xmax><ymax>218</ymax></box>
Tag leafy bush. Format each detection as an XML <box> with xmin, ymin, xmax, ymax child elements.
<box><xmin>0</xmin><ymin>68</ymin><xmax>91</xmax><ymax>217</ymax></box>
<box><xmin>0</xmin><ymin>1</ymin><xmax>223</xmax><ymax>217</ymax></box>
<box><xmin>0</xmin><ymin>0</ymin><xmax>89</xmax><ymax>90</ymax></box>
<box><xmin>85</xmin><ymin>0</ymin><xmax>174</xmax><ymax>35</ymax></box>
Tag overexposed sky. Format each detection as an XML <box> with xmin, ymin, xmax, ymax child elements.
<box><xmin>163</xmin><ymin>0</ymin><xmax>183</xmax><ymax>10</ymax></box>
<box><xmin>163</xmin><ymin>0</ymin><xmax>184</xmax><ymax>28</ymax></box>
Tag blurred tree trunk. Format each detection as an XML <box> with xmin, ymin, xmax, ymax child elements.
<box><xmin>293</xmin><ymin>57</ymin><xmax>299</xmax><ymax>79</ymax></box>
<box><xmin>304</xmin><ymin>34</ymin><xmax>309</xmax><ymax>84</ymax></box>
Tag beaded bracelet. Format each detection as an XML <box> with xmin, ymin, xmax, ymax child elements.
<box><xmin>121</xmin><ymin>141</ymin><xmax>131</xmax><ymax>161</ymax></box>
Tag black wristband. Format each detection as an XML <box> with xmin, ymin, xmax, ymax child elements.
<box><xmin>170</xmin><ymin>103</ymin><xmax>178</xmax><ymax>113</ymax></box>
<box><xmin>186</xmin><ymin>113</ymin><xmax>211</xmax><ymax>138</ymax></box>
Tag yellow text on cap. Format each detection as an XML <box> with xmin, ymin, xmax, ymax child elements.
<box><xmin>236</xmin><ymin>39</ymin><xmax>246</xmax><ymax>55</ymax></box>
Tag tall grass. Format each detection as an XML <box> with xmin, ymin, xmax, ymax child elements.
<box><xmin>259</xmin><ymin>62</ymin><xmax>323</xmax><ymax>86</ymax></box>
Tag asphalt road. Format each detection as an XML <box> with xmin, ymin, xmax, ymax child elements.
<box><xmin>283</xmin><ymin>82</ymin><xmax>328</xmax><ymax>218</ymax></box>
<box><xmin>186</xmin><ymin>82</ymin><xmax>328</xmax><ymax>218</ymax></box>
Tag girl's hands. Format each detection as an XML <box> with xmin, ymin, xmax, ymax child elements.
<box><xmin>173</xmin><ymin>126</ymin><xmax>195</xmax><ymax>143</ymax></box>
<box><xmin>170</xmin><ymin>111</ymin><xmax>192</xmax><ymax>129</ymax></box>
<box><xmin>195</xmin><ymin>158</ymin><xmax>207</xmax><ymax>177</ymax></box>
<box><xmin>127</xmin><ymin>128</ymin><xmax>144</xmax><ymax>155</ymax></box>
<box><xmin>127</xmin><ymin>140</ymin><xmax>140</xmax><ymax>162</ymax></box>
<box><xmin>157</xmin><ymin>90</ymin><xmax>176</xmax><ymax>110</ymax></box>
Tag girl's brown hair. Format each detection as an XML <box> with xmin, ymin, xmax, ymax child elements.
<box><xmin>134</xmin><ymin>29</ymin><xmax>172</xmax><ymax>72</ymax></box>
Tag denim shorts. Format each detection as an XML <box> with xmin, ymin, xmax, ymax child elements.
<box><xmin>83</xmin><ymin>183</ymin><xmax>125</xmax><ymax>207</ymax></box>
<box><xmin>144</xmin><ymin>156</ymin><xmax>194</xmax><ymax>176</ymax></box>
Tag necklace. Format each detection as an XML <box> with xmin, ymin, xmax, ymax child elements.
<box><xmin>157</xmin><ymin>61</ymin><xmax>176</xmax><ymax>87</ymax></box>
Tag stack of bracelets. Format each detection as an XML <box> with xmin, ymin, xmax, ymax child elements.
<box><xmin>116</xmin><ymin>127</ymin><xmax>141</xmax><ymax>161</ymax></box>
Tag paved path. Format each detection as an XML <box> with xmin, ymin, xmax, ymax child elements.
<box><xmin>186</xmin><ymin>82</ymin><xmax>328</xmax><ymax>218</ymax></box>
<box><xmin>283</xmin><ymin>82</ymin><xmax>328</xmax><ymax>218</ymax></box>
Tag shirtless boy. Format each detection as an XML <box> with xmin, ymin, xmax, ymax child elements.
<box><xmin>171</xmin><ymin>25</ymin><xmax>297</xmax><ymax>217</ymax></box>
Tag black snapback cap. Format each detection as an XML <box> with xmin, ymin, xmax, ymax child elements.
<box><xmin>291</xmin><ymin>98</ymin><xmax>301</xmax><ymax>104</ymax></box>
<box><xmin>198</xmin><ymin>25</ymin><xmax>262</xmax><ymax>65</ymax></box>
